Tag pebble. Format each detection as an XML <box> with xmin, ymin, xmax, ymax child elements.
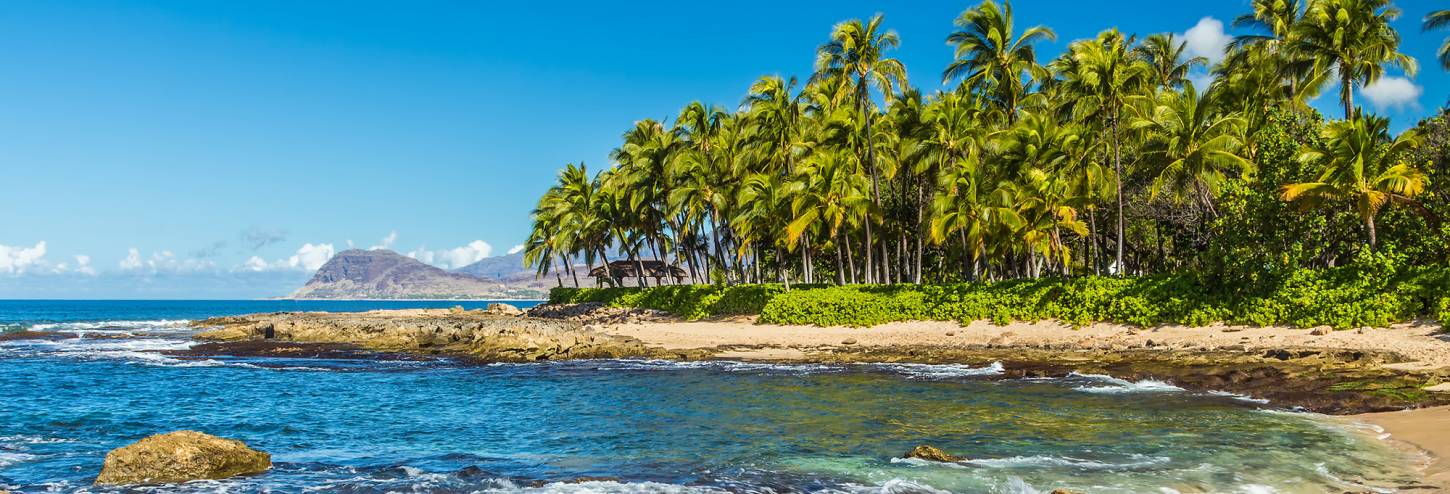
<box><xmin>841</xmin><ymin>338</ymin><xmax>857</xmax><ymax>345</ymax></box>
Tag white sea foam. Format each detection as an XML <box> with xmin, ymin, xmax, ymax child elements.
<box><xmin>865</xmin><ymin>361</ymin><xmax>1004</xmax><ymax>379</ymax></box>
<box><xmin>1207</xmin><ymin>390</ymin><xmax>1271</xmax><ymax>404</ymax></box>
<box><xmin>29</xmin><ymin>319</ymin><xmax>191</xmax><ymax>331</ymax></box>
<box><xmin>0</xmin><ymin>452</ymin><xmax>36</xmax><ymax>468</ymax></box>
<box><xmin>0</xmin><ymin>336</ymin><xmax>209</xmax><ymax>367</ymax></box>
<box><xmin>1238</xmin><ymin>485</ymin><xmax>1278</xmax><ymax>494</ymax></box>
<box><xmin>487</xmin><ymin>480</ymin><xmax>729</xmax><ymax>494</ymax></box>
<box><xmin>0</xmin><ymin>434</ymin><xmax>73</xmax><ymax>445</ymax></box>
<box><xmin>842</xmin><ymin>478</ymin><xmax>953</xmax><ymax>494</ymax></box>
<box><xmin>1070</xmin><ymin>372</ymin><xmax>1183</xmax><ymax>394</ymax></box>
<box><xmin>965</xmin><ymin>453</ymin><xmax>1170</xmax><ymax>470</ymax></box>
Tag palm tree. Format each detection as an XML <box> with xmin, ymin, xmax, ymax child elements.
<box><xmin>674</xmin><ymin>101</ymin><xmax>730</xmax><ymax>279</ymax></box>
<box><xmin>1290</xmin><ymin>0</ymin><xmax>1417</xmax><ymax>118</ymax></box>
<box><xmin>1055</xmin><ymin>29</ymin><xmax>1151</xmax><ymax>274</ymax></box>
<box><xmin>1131</xmin><ymin>82</ymin><xmax>1253</xmax><ymax>217</ymax></box>
<box><xmin>814</xmin><ymin>13</ymin><xmax>908</xmax><ymax>283</ymax></box>
<box><xmin>1135</xmin><ymin>33</ymin><xmax>1206</xmax><ymax>89</ymax></box>
<box><xmin>996</xmin><ymin>168</ymin><xmax>1089</xmax><ymax>277</ymax></box>
<box><xmin>1281</xmin><ymin>113</ymin><xmax>1427</xmax><ymax>249</ymax></box>
<box><xmin>1427</xmin><ymin>9</ymin><xmax>1450</xmax><ymax>70</ymax></box>
<box><xmin>943</xmin><ymin>0</ymin><xmax>1055</xmax><ymax>121</ymax></box>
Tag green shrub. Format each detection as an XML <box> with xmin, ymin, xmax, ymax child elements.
<box><xmin>548</xmin><ymin>261</ymin><xmax>1450</xmax><ymax>329</ymax></box>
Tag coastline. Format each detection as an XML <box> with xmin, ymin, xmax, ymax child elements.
<box><xmin>177</xmin><ymin>307</ymin><xmax>1450</xmax><ymax>487</ymax></box>
<box><xmin>1348</xmin><ymin>406</ymin><xmax>1450</xmax><ymax>489</ymax></box>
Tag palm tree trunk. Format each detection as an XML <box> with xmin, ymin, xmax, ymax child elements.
<box><xmin>835</xmin><ymin>233</ymin><xmax>847</xmax><ymax>285</ymax></box>
<box><xmin>598</xmin><ymin>247</ymin><xmax>616</xmax><ymax>287</ymax></box>
<box><xmin>709</xmin><ymin>212</ymin><xmax>726</xmax><ymax>283</ymax></box>
<box><xmin>564</xmin><ymin>254</ymin><xmax>580</xmax><ymax>288</ymax></box>
<box><xmin>1341</xmin><ymin>70</ymin><xmax>1354</xmax><ymax>119</ymax></box>
<box><xmin>1112</xmin><ymin>112</ymin><xmax>1125</xmax><ymax>276</ymax></box>
<box><xmin>959</xmin><ymin>227</ymin><xmax>971</xmax><ymax>280</ymax></box>
<box><xmin>1367</xmin><ymin>216</ymin><xmax>1378</xmax><ymax>250</ymax></box>
<box><xmin>845</xmin><ymin>233</ymin><xmax>858</xmax><ymax>284</ymax></box>
<box><xmin>914</xmin><ymin>182</ymin><xmax>925</xmax><ymax>284</ymax></box>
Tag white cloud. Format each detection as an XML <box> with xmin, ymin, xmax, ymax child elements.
<box><xmin>1360</xmin><ymin>76</ymin><xmax>1422</xmax><ymax>111</ymax></box>
<box><xmin>73</xmin><ymin>255</ymin><xmax>96</xmax><ymax>276</ymax></box>
<box><xmin>507</xmin><ymin>244</ymin><xmax>525</xmax><ymax>255</ymax></box>
<box><xmin>118</xmin><ymin>248</ymin><xmax>217</xmax><ymax>274</ymax></box>
<box><xmin>119</xmin><ymin>248</ymin><xmax>144</xmax><ymax>270</ymax></box>
<box><xmin>287</xmin><ymin>243</ymin><xmax>335</xmax><ymax>271</ymax></box>
<box><xmin>370</xmin><ymin>231</ymin><xmax>398</xmax><ymax>251</ymax></box>
<box><xmin>407</xmin><ymin>240</ymin><xmax>493</xmax><ymax>269</ymax></box>
<box><xmin>0</xmin><ymin>241</ymin><xmax>48</xmax><ymax>274</ymax></box>
<box><xmin>1182</xmin><ymin>17</ymin><xmax>1231</xmax><ymax>65</ymax></box>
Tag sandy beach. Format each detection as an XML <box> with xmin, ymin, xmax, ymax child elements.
<box><xmin>597</xmin><ymin>317</ymin><xmax>1450</xmax><ymax>369</ymax></box>
<box><xmin>1351</xmin><ymin>406</ymin><xmax>1450</xmax><ymax>490</ymax></box>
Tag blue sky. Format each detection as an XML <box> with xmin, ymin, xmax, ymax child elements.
<box><xmin>1</xmin><ymin>0</ymin><xmax>1446</xmax><ymax>298</ymax></box>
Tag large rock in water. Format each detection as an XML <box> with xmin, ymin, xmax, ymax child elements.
<box><xmin>903</xmin><ymin>444</ymin><xmax>963</xmax><ymax>462</ymax></box>
<box><xmin>94</xmin><ymin>431</ymin><xmax>270</xmax><ymax>485</ymax></box>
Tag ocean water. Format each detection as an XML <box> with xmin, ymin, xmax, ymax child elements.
<box><xmin>0</xmin><ymin>301</ymin><xmax>1421</xmax><ymax>493</ymax></box>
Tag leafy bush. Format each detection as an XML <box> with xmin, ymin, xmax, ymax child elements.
<box><xmin>549</xmin><ymin>284</ymin><xmax>784</xmax><ymax>320</ymax></box>
<box><xmin>550</xmin><ymin>259</ymin><xmax>1450</xmax><ymax>329</ymax></box>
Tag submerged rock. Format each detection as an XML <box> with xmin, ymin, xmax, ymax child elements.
<box><xmin>903</xmin><ymin>444</ymin><xmax>963</xmax><ymax>462</ymax></box>
<box><xmin>94</xmin><ymin>431</ymin><xmax>270</xmax><ymax>485</ymax></box>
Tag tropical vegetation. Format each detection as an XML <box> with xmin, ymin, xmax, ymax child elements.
<box><xmin>526</xmin><ymin>0</ymin><xmax>1450</xmax><ymax>327</ymax></box>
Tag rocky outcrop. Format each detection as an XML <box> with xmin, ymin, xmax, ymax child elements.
<box><xmin>193</xmin><ymin>309</ymin><xmax>661</xmax><ymax>362</ymax></box>
<box><xmin>903</xmin><ymin>445</ymin><xmax>963</xmax><ymax>462</ymax></box>
<box><xmin>527</xmin><ymin>303</ymin><xmax>676</xmax><ymax>325</ymax></box>
<box><xmin>484</xmin><ymin>303</ymin><xmax>524</xmax><ymax>317</ymax></box>
<box><xmin>94</xmin><ymin>431</ymin><xmax>270</xmax><ymax>485</ymax></box>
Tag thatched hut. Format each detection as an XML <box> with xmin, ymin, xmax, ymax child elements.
<box><xmin>588</xmin><ymin>260</ymin><xmax>687</xmax><ymax>286</ymax></box>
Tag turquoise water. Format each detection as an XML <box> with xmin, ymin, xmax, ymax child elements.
<box><xmin>0</xmin><ymin>301</ymin><xmax>1420</xmax><ymax>493</ymax></box>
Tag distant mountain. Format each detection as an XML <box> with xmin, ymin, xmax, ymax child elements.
<box><xmin>289</xmin><ymin>249</ymin><xmax>544</xmax><ymax>299</ymax></box>
<box><xmin>453</xmin><ymin>251</ymin><xmax>529</xmax><ymax>280</ymax></box>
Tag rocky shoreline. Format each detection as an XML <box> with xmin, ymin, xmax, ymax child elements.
<box><xmin>175</xmin><ymin>304</ymin><xmax>1450</xmax><ymax>415</ymax></box>
<box><xmin>186</xmin><ymin>306</ymin><xmax>697</xmax><ymax>362</ymax></box>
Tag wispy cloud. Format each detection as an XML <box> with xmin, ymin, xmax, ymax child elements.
<box><xmin>240</xmin><ymin>227</ymin><xmax>288</xmax><ymax>251</ymax></box>
<box><xmin>370</xmin><ymin>231</ymin><xmax>398</xmax><ymax>250</ymax></box>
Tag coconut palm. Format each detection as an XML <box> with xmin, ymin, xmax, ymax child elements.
<box><xmin>1054</xmin><ymin>29</ymin><xmax>1152</xmax><ymax>274</ymax></box>
<box><xmin>814</xmin><ymin>13</ymin><xmax>908</xmax><ymax>283</ymax></box>
<box><xmin>996</xmin><ymin>168</ymin><xmax>1089</xmax><ymax>277</ymax></box>
<box><xmin>943</xmin><ymin>0</ymin><xmax>1055</xmax><ymax>121</ymax></box>
<box><xmin>1281</xmin><ymin>113</ymin><xmax>1427</xmax><ymax>249</ymax></box>
<box><xmin>1289</xmin><ymin>0</ymin><xmax>1417</xmax><ymax>118</ymax></box>
<box><xmin>743</xmin><ymin>75</ymin><xmax>805</xmax><ymax>175</ymax></box>
<box><xmin>1427</xmin><ymin>9</ymin><xmax>1450</xmax><ymax>70</ymax></box>
<box><xmin>1135</xmin><ymin>33</ymin><xmax>1206</xmax><ymax>90</ymax></box>
<box><xmin>1131</xmin><ymin>82</ymin><xmax>1253</xmax><ymax>217</ymax></box>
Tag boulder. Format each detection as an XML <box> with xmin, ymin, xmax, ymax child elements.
<box><xmin>1310</xmin><ymin>327</ymin><xmax>1332</xmax><ymax>336</ymax></box>
<box><xmin>94</xmin><ymin>431</ymin><xmax>270</xmax><ymax>485</ymax></box>
<box><xmin>903</xmin><ymin>444</ymin><xmax>963</xmax><ymax>463</ymax></box>
<box><xmin>484</xmin><ymin>303</ymin><xmax>524</xmax><ymax>316</ymax></box>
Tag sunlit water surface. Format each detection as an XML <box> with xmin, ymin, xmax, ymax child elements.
<box><xmin>0</xmin><ymin>301</ymin><xmax>1419</xmax><ymax>493</ymax></box>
